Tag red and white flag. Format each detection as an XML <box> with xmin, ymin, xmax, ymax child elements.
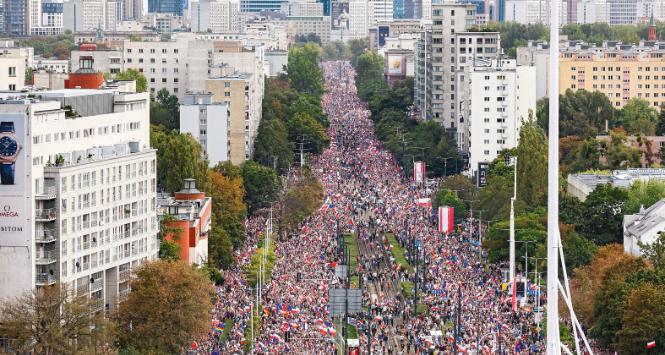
<box><xmin>438</xmin><ymin>206</ymin><xmax>454</xmax><ymax>233</ymax></box>
<box><xmin>413</xmin><ymin>161</ymin><xmax>426</xmax><ymax>182</ymax></box>
<box><xmin>647</xmin><ymin>341</ymin><xmax>657</xmax><ymax>349</ymax></box>
<box><xmin>417</xmin><ymin>198</ymin><xmax>432</xmax><ymax>208</ymax></box>
<box><xmin>511</xmin><ymin>277</ymin><xmax>518</xmax><ymax>312</ymax></box>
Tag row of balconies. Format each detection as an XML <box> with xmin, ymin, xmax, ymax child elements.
<box><xmin>35</xmin><ymin>273</ymin><xmax>56</xmax><ymax>285</ymax></box>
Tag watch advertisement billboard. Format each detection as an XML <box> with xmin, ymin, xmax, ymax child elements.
<box><xmin>0</xmin><ymin>114</ymin><xmax>28</xmax><ymax>246</ymax></box>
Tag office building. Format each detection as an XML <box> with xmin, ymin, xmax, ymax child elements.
<box><xmin>281</xmin><ymin>0</ymin><xmax>323</xmax><ymax>15</ymax></box>
<box><xmin>191</xmin><ymin>0</ymin><xmax>241</xmax><ymax>33</ymax></box>
<box><xmin>0</xmin><ymin>87</ymin><xmax>158</xmax><ymax>311</ymax></box>
<box><xmin>457</xmin><ymin>59</ymin><xmax>536</xmax><ymax>173</ymax></box>
<box><xmin>157</xmin><ymin>179</ymin><xmax>211</xmax><ymax>265</ymax></box>
<box><xmin>283</xmin><ymin>15</ymin><xmax>332</xmax><ymax>44</ymax></box>
<box><xmin>122</xmin><ymin>0</ymin><xmax>142</xmax><ymax>20</ymax></box>
<box><xmin>30</xmin><ymin>0</ymin><xmax>64</xmax><ymax>36</ymax></box>
<box><xmin>240</xmin><ymin>0</ymin><xmax>287</xmax><ymax>12</ymax></box>
<box><xmin>504</xmin><ymin>0</ymin><xmax>568</xmax><ymax>25</ymax></box>
<box><xmin>4</xmin><ymin>0</ymin><xmax>29</xmax><ymax>35</ymax></box>
<box><xmin>34</xmin><ymin>56</ymin><xmax>69</xmax><ymax>74</ymax></box>
<box><xmin>369</xmin><ymin>19</ymin><xmax>421</xmax><ymax>50</ymax></box>
<box><xmin>348</xmin><ymin>0</ymin><xmax>393</xmax><ymax>38</ymax></box>
<box><xmin>148</xmin><ymin>0</ymin><xmax>184</xmax><ymax>15</ymax></box>
<box><xmin>179</xmin><ymin>92</ymin><xmax>231</xmax><ymax>165</ymax></box>
<box><xmin>575</xmin><ymin>0</ymin><xmax>608</xmax><ymax>24</ymax></box>
<box><xmin>63</xmin><ymin>0</ymin><xmax>119</xmax><ymax>32</ymax></box>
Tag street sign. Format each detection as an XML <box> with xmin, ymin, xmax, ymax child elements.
<box><xmin>329</xmin><ymin>288</ymin><xmax>362</xmax><ymax>316</ymax></box>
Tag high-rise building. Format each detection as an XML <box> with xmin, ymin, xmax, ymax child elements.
<box><xmin>4</xmin><ymin>0</ymin><xmax>29</xmax><ymax>35</ymax></box>
<box><xmin>516</xmin><ymin>41</ymin><xmax>550</xmax><ymax>99</ymax></box>
<box><xmin>575</xmin><ymin>0</ymin><xmax>608</xmax><ymax>24</ymax></box>
<box><xmin>0</xmin><ymin>87</ymin><xmax>159</xmax><ymax>310</ymax></box>
<box><xmin>504</xmin><ymin>0</ymin><xmax>568</xmax><ymax>25</ymax></box>
<box><xmin>607</xmin><ymin>0</ymin><xmax>637</xmax><ymax>24</ymax></box>
<box><xmin>63</xmin><ymin>0</ymin><xmax>119</xmax><ymax>32</ymax></box>
<box><xmin>280</xmin><ymin>0</ymin><xmax>323</xmax><ymax>16</ymax></box>
<box><xmin>414</xmin><ymin>3</ymin><xmax>498</xmax><ymax>129</ymax></box>
<box><xmin>457</xmin><ymin>59</ymin><xmax>536</xmax><ymax>173</ymax></box>
<box><xmin>240</xmin><ymin>0</ymin><xmax>287</xmax><ymax>12</ymax></box>
<box><xmin>349</xmin><ymin>0</ymin><xmax>392</xmax><ymax>38</ymax></box>
<box><xmin>148</xmin><ymin>0</ymin><xmax>184</xmax><ymax>15</ymax></box>
<box><xmin>179</xmin><ymin>92</ymin><xmax>231</xmax><ymax>164</ymax></box>
<box><xmin>191</xmin><ymin>0</ymin><xmax>241</xmax><ymax>33</ymax></box>
<box><xmin>122</xmin><ymin>0</ymin><xmax>143</xmax><ymax>20</ymax></box>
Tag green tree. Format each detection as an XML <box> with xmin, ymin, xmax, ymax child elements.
<box><xmin>253</xmin><ymin>118</ymin><xmax>294</xmax><ymax>174</ymax></box>
<box><xmin>516</xmin><ymin>117</ymin><xmax>548</xmax><ymax>208</ymax></box>
<box><xmin>151</xmin><ymin>88</ymin><xmax>180</xmax><ymax>130</ymax></box>
<box><xmin>469</xmin><ymin>22</ymin><xmax>547</xmax><ymax>58</ymax></box>
<box><xmin>482</xmin><ymin>209</ymin><xmax>547</xmax><ymax>264</ymax></box>
<box><xmin>625</xmin><ymin>180</ymin><xmax>665</xmax><ymax>215</ymax></box>
<box><xmin>577</xmin><ymin>184</ymin><xmax>629</xmax><ymax>245</ymax></box>
<box><xmin>537</xmin><ymin>90</ymin><xmax>615</xmax><ymax>137</ymax></box>
<box><xmin>287</xmin><ymin>43</ymin><xmax>323</xmax><ymax>96</ymax></box>
<box><xmin>290</xmin><ymin>94</ymin><xmax>328</xmax><ymax>127</ymax></box>
<box><xmin>207</xmin><ymin>169</ymin><xmax>246</xmax><ymax>249</ymax></box>
<box><xmin>569</xmin><ymin>138</ymin><xmax>602</xmax><ymax>173</ymax></box>
<box><xmin>116</xmin><ymin>69</ymin><xmax>148</xmax><ymax>93</ymax></box>
<box><xmin>433</xmin><ymin>188</ymin><xmax>467</xmax><ymax>221</ymax></box>
<box><xmin>287</xmin><ymin>112</ymin><xmax>329</xmax><ymax>154</ymax></box>
<box><xmin>617</xmin><ymin>283</ymin><xmax>665</xmax><ymax>354</ymax></box>
<box><xmin>241</xmin><ymin>161</ymin><xmax>282</xmax><ymax>213</ymax></box>
<box><xmin>0</xmin><ymin>283</ymin><xmax>113</xmax><ymax>354</ymax></box>
<box><xmin>150</xmin><ymin>126</ymin><xmax>209</xmax><ymax>193</ymax></box>
<box><xmin>279</xmin><ymin>168</ymin><xmax>323</xmax><ymax>235</ymax></box>
<box><xmin>116</xmin><ymin>261</ymin><xmax>215</xmax><ymax>354</ymax></box>
<box><xmin>600</xmin><ymin>132</ymin><xmax>642</xmax><ymax>169</ymax></box>
<box><xmin>639</xmin><ymin>231</ymin><xmax>665</xmax><ymax>270</ymax></box>
<box><xmin>348</xmin><ymin>38</ymin><xmax>369</xmax><ymax>66</ymax></box>
<box><xmin>159</xmin><ymin>214</ymin><xmax>182</xmax><ymax>261</ymax></box>
<box><xmin>656</xmin><ymin>105</ymin><xmax>665</xmax><ymax>135</ymax></box>
<box><xmin>441</xmin><ymin>174</ymin><xmax>478</xmax><ymax>206</ymax></box>
<box><xmin>208</xmin><ymin>226</ymin><xmax>234</xmax><ymax>269</ymax></box>
<box><xmin>621</xmin><ymin>98</ymin><xmax>659</xmax><ymax>135</ymax></box>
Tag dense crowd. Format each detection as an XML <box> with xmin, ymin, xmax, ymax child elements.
<box><xmin>203</xmin><ymin>61</ymin><xmax>547</xmax><ymax>354</ymax></box>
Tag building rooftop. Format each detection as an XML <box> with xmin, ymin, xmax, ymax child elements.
<box><xmin>625</xmin><ymin>199</ymin><xmax>665</xmax><ymax>237</ymax></box>
<box><xmin>568</xmin><ymin>168</ymin><xmax>665</xmax><ymax>201</ymax></box>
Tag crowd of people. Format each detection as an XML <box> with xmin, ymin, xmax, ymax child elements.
<box><xmin>203</xmin><ymin>60</ymin><xmax>549</xmax><ymax>354</ymax></box>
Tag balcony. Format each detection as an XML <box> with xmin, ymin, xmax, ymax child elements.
<box><xmin>119</xmin><ymin>288</ymin><xmax>131</xmax><ymax>302</ymax></box>
<box><xmin>119</xmin><ymin>269</ymin><xmax>131</xmax><ymax>283</ymax></box>
<box><xmin>35</xmin><ymin>208</ymin><xmax>56</xmax><ymax>222</ymax></box>
<box><xmin>35</xmin><ymin>229</ymin><xmax>56</xmax><ymax>243</ymax></box>
<box><xmin>91</xmin><ymin>279</ymin><xmax>103</xmax><ymax>292</ymax></box>
<box><xmin>92</xmin><ymin>298</ymin><xmax>105</xmax><ymax>312</ymax></box>
<box><xmin>35</xmin><ymin>251</ymin><xmax>57</xmax><ymax>264</ymax></box>
<box><xmin>35</xmin><ymin>186</ymin><xmax>56</xmax><ymax>200</ymax></box>
<box><xmin>35</xmin><ymin>273</ymin><xmax>56</xmax><ymax>285</ymax></box>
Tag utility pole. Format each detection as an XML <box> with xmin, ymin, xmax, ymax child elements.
<box><xmin>508</xmin><ymin>156</ymin><xmax>517</xmax><ymax>286</ymax></box>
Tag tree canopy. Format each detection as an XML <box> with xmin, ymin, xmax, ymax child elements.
<box><xmin>115</xmin><ymin>69</ymin><xmax>148</xmax><ymax>93</ymax></box>
<box><xmin>150</xmin><ymin>126</ymin><xmax>209</xmax><ymax>193</ymax></box>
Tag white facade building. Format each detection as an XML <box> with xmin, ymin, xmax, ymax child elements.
<box><xmin>34</xmin><ymin>56</ymin><xmax>69</xmax><ymax>73</ymax></box>
<box><xmin>504</xmin><ymin>0</ymin><xmax>568</xmax><ymax>25</ymax></box>
<box><xmin>516</xmin><ymin>41</ymin><xmax>550</xmax><ymax>100</ymax></box>
<box><xmin>624</xmin><ymin>199</ymin><xmax>665</xmax><ymax>257</ymax></box>
<box><xmin>191</xmin><ymin>0</ymin><xmax>241</xmax><ymax>33</ymax></box>
<box><xmin>0</xmin><ymin>88</ymin><xmax>158</xmax><ymax>310</ymax></box>
<box><xmin>0</xmin><ymin>54</ymin><xmax>26</xmax><ymax>91</ymax></box>
<box><xmin>460</xmin><ymin>59</ymin><xmax>536</xmax><ymax>174</ymax></box>
<box><xmin>348</xmin><ymin>0</ymin><xmax>392</xmax><ymax>38</ymax></box>
<box><xmin>179</xmin><ymin>92</ymin><xmax>231</xmax><ymax>165</ymax></box>
<box><xmin>280</xmin><ymin>0</ymin><xmax>323</xmax><ymax>16</ymax></box>
<box><xmin>63</xmin><ymin>0</ymin><xmax>118</xmax><ymax>32</ymax></box>
<box><xmin>575</xmin><ymin>0</ymin><xmax>608</xmax><ymax>24</ymax></box>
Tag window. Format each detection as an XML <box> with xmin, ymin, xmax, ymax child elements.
<box><xmin>8</xmin><ymin>67</ymin><xmax>16</xmax><ymax>77</ymax></box>
<box><xmin>224</xmin><ymin>92</ymin><xmax>231</xmax><ymax>97</ymax></box>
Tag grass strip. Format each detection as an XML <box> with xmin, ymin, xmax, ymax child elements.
<box><xmin>344</xmin><ymin>234</ymin><xmax>359</xmax><ymax>288</ymax></box>
<box><xmin>386</xmin><ymin>233</ymin><xmax>413</xmax><ymax>272</ymax></box>
<box><xmin>220</xmin><ymin>318</ymin><xmax>233</xmax><ymax>342</ymax></box>
<box><xmin>401</xmin><ymin>280</ymin><xmax>414</xmax><ymax>298</ymax></box>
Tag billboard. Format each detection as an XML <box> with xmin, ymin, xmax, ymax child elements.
<box><xmin>387</xmin><ymin>55</ymin><xmax>403</xmax><ymax>75</ymax></box>
<box><xmin>0</xmin><ymin>114</ymin><xmax>28</xmax><ymax>246</ymax></box>
<box><xmin>477</xmin><ymin>162</ymin><xmax>489</xmax><ymax>187</ymax></box>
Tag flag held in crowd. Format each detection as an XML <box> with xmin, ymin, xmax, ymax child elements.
<box><xmin>647</xmin><ymin>341</ymin><xmax>657</xmax><ymax>349</ymax></box>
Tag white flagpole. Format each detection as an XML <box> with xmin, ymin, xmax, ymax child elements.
<box><xmin>546</xmin><ymin>0</ymin><xmax>561</xmax><ymax>352</ymax></box>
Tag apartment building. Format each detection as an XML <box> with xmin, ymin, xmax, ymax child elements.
<box><xmin>457</xmin><ymin>59</ymin><xmax>536</xmax><ymax>173</ymax></box>
<box><xmin>148</xmin><ymin>0</ymin><xmax>184</xmax><ymax>15</ymax></box>
<box><xmin>516</xmin><ymin>41</ymin><xmax>550</xmax><ymax>99</ymax></box>
<box><xmin>556</xmin><ymin>41</ymin><xmax>665</xmax><ymax>109</ymax></box>
<box><xmin>368</xmin><ymin>19</ymin><xmax>422</xmax><ymax>50</ymax></box>
<box><xmin>191</xmin><ymin>0</ymin><xmax>242</xmax><ymax>33</ymax></box>
<box><xmin>34</xmin><ymin>56</ymin><xmax>69</xmax><ymax>73</ymax></box>
<box><xmin>205</xmin><ymin>71</ymin><xmax>262</xmax><ymax>164</ymax></box>
<box><xmin>30</xmin><ymin>0</ymin><xmax>64</xmax><ymax>36</ymax></box>
<box><xmin>0</xmin><ymin>87</ymin><xmax>158</xmax><ymax>311</ymax></box>
<box><xmin>348</xmin><ymin>0</ymin><xmax>393</xmax><ymax>39</ymax></box>
<box><xmin>3</xmin><ymin>0</ymin><xmax>29</xmax><ymax>35</ymax></box>
<box><xmin>414</xmin><ymin>3</ymin><xmax>501</xmax><ymax>130</ymax></box>
<box><xmin>180</xmin><ymin>92</ymin><xmax>231</xmax><ymax>165</ymax></box>
<box><xmin>157</xmin><ymin>179</ymin><xmax>211</xmax><ymax>265</ymax></box>
<box><xmin>0</xmin><ymin>53</ymin><xmax>26</xmax><ymax>91</ymax></box>
<box><xmin>70</xmin><ymin>36</ymin><xmax>266</xmax><ymax>100</ymax></box>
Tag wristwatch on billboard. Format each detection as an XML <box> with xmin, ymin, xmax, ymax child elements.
<box><xmin>0</xmin><ymin>121</ymin><xmax>21</xmax><ymax>185</ymax></box>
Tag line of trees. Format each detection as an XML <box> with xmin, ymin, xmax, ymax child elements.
<box><xmin>354</xmin><ymin>51</ymin><xmax>462</xmax><ymax>178</ymax></box>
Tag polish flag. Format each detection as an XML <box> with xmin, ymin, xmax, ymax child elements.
<box><xmin>438</xmin><ymin>206</ymin><xmax>454</xmax><ymax>233</ymax></box>
<box><xmin>417</xmin><ymin>198</ymin><xmax>432</xmax><ymax>208</ymax></box>
<box><xmin>511</xmin><ymin>276</ymin><xmax>518</xmax><ymax>312</ymax></box>
<box><xmin>647</xmin><ymin>341</ymin><xmax>657</xmax><ymax>349</ymax></box>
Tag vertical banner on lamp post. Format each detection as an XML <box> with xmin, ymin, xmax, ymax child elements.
<box><xmin>438</xmin><ymin>206</ymin><xmax>454</xmax><ymax>233</ymax></box>
<box><xmin>477</xmin><ymin>162</ymin><xmax>489</xmax><ymax>188</ymax></box>
<box><xmin>413</xmin><ymin>161</ymin><xmax>426</xmax><ymax>183</ymax></box>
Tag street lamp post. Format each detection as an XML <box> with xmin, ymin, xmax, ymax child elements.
<box><xmin>507</xmin><ymin>155</ymin><xmax>518</xmax><ymax>287</ymax></box>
